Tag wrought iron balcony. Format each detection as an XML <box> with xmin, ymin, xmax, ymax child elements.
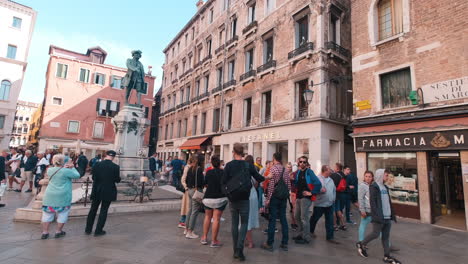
<box><xmin>257</xmin><ymin>60</ymin><xmax>277</xmax><ymax>73</ymax></box>
<box><xmin>212</xmin><ymin>85</ymin><xmax>222</xmax><ymax>94</ymax></box>
<box><xmin>325</xmin><ymin>41</ymin><xmax>351</xmax><ymax>58</ymax></box>
<box><xmin>215</xmin><ymin>44</ymin><xmax>225</xmax><ymax>54</ymax></box>
<box><xmin>240</xmin><ymin>69</ymin><xmax>257</xmax><ymax>81</ymax></box>
<box><xmin>203</xmin><ymin>54</ymin><xmax>212</xmax><ymax>63</ymax></box>
<box><xmin>296</xmin><ymin>107</ymin><xmax>309</xmax><ymax>119</ymax></box>
<box><xmin>199</xmin><ymin>91</ymin><xmax>210</xmax><ymax>100</ymax></box>
<box><xmin>193</xmin><ymin>60</ymin><xmax>202</xmax><ymax>69</ymax></box>
<box><xmin>171</xmin><ymin>79</ymin><xmax>178</xmax><ymax>85</ymax></box>
<box><xmin>288</xmin><ymin>42</ymin><xmax>314</xmax><ymax>60</ymax></box>
<box><xmin>242</xmin><ymin>21</ymin><xmax>258</xmax><ymax>35</ymax></box>
<box><xmin>223</xmin><ymin>79</ymin><xmax>237</xmax><ymax>89</ymax></box>
<box><xmin>225</xmin><ymin>35</ymin><xmax>239</xmax><ymax>48</ymax></box>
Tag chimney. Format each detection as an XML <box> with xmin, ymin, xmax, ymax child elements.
<box><xmin>196</xmin><ymin>0</ymin><xmax>204</xmax><ymax>10</ymax></box>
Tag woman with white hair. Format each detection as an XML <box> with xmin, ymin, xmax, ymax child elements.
<box><xmin>40</xmin><ymin>154</ymin><xmax>80</xmax><ymax>239</ymax></box>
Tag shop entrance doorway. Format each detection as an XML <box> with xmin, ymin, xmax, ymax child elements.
<box><xmin>268</xmin><ymin>142</ymin><xmax>288</xmax><ymax>165</ymax></box>
<box><xmin>430</xmin><ymin>152</ymin><xmax>465</xmax><ymax>230</ymax></box>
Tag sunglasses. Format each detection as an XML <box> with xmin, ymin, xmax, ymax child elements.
<box><xmin>299</xmin><ymin>161</ymin><xmax>307</xmax><ymax>164</ymax></box>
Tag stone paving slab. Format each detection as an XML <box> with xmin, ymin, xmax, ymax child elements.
<box><xmin>1</xmin><ymin>191</ymin><xmax>468</xmax><ymax>264</ymax></box>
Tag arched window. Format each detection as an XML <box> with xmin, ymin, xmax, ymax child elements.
<box><xmin>377</xmin><ymin>0</ymin><xmax>403</xmax><ymax>40</ymax></box>
<box><xmin>0</xmin><ymin>80</ymin><xmax>11</xmax><ymax>101</ymax></box>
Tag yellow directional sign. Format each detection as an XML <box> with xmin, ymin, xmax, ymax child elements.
<box><xmin>355</xmin><ymin>100</ymin><xmax>371</xmax><ymax>110</ymax></box>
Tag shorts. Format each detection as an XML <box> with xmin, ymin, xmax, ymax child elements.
<box><xmin>41</xmin><ymin>207</ymin><xmax>71</xmax><ymax>223</ymax></box>
<box><xmin>334</xmin><ymin>198</ymin><xmax>345</xmax><ymax>212</ymax></box>
<box><xmin>204</xmin><ymin>203</ymin><xmax>227</xmax><ymax>211</ymax></box>
<box><xmin>21</xmin><ymin>170</ymin><xmax>33</xmax><ymax>182</ymax></box>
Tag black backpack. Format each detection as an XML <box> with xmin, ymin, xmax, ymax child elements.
<box><xmin>223</xmin><ymin>162</ymin><xmax>252</xmax><ymax>202</ymax></box>
<box><xmin>273</xmin><ymin>168</ymin><xmax>289</xmax><ymax>200</ymax></box>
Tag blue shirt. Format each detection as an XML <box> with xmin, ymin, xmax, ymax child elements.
<box><xmin>170</xmin><ymin>159</ymin><xmax>185</xmax><ymax>172</ymax></box>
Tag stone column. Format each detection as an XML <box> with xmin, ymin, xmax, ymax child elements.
<box><xmin>355</xmin><ymin>152</ymin><xmax>367</xmax><ymax>182</ymax></box>
<box><xmin>417</xmin><ymin>152</ymin><xmax>432</xmax><ymax>224</ymax></box>
<box><xmin>460</xmin><ymin>151</ymin><xmax>468</xmax><ymax>230</ymax></box>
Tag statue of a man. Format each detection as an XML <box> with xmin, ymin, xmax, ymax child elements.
<box><xmin>122</xmin><ymin>50</ymin><xmax>145</xmax><ymax>105</ymax></box>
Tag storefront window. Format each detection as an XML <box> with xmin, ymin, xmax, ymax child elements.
<box><xmin>368</xmin><ymin>153</ymin><xmax>418</xmax><ymax>206</ymax></box>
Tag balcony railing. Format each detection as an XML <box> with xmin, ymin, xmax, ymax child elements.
<box><xmin>179</xmin><ymin>68</ymin><xmax>193</xmax><ymax>79</ymax></box>
<box><xmin>288</xmin><ymin>42</ymin><xmax>314</xmax><ymax>60</ymax></box>
<box><xmin>223</xmin><ymin>79</ymin><xmax>237</xmax><ymax>89</ymax></box>
<box><xmin>203</xmin><ymin>54</ymin><xmax>212</xmax><ymax>63</ymax></box>
<box><xmin>225</xmin><ymin>35</ymin><xmax>239</xmax><ymax>48</ymax></box>
<box><xmin>215</xmin><ymin>44</ymin><xmax>225</xmax><ymax>54</ymax></box>
<box><xmin>240</xmin><ymin>69</ymin><xmax>257</xmax><ymax>81</ymax></box>
<box><xmin>212</xmin><ymin>85</ymin><xmax>222</xmax><ymax>94</ymax></box>
<box><xmin>199</xmin><ymin>91</ymin><xmax>210</xmax><ymax>100</ymax></box>
<box><xmin>171</xmin><ymin>79</ymin><xmax>178</xmax><ymax>85</ymax></box>
<box><xmin>193</xmin><ymin>60</ymin><xmax>203</xmax><ymax>69</ymax></box>
<box><xmin>296</xmin><ymin>107</ymin><xmax>309</xmax><ymax>119</ymax></box>
<box><xmin>242</xmin><ymin>21</ymin><xmax>258</xmax><ymax>35</ymax></box>
<box><xmin>257</xmin><ymin>60</ymin><xmax>277</xmax><ymax>73</ymax></box>
<box><xmin>325</xmin><ymin>41</ymin><xmax>351</xmax><ymax>58</ymax></box>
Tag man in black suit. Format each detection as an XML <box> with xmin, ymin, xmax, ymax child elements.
<box><xmin>85</xmin><ymin>150</ymin><xmax>121</xmax><ymax>236</ymax></box>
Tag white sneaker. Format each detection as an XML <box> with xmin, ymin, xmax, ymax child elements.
<box><xmin>186</xmin><ymin>232</ymin><xmax>199</xmax><ymax>239</ymax></box>
<box><xmin>183</xmin><ymin>229</ymin><xmax>187</xmax><ymax>235</ymax></box>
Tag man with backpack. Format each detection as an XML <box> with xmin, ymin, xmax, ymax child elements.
<box><xmin>261</xmin><ymin>152</ymin><xmax>291</xmax><ymax>252</ymax></box>
<box><xmin>291</xmin><ymin>156</ymin><xmax>322</xmax><ymax>244</ymax></box>
<box><xmin>330</xmin><ymin>162</ymin><xmax>348</xmax><ymax>231</ymax></box>
<box><xmin>222</xmin><ymin>143</ymin><xmax>264</xmax><ymax>262</ymax></box>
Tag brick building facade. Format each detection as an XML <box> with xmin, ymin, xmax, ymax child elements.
<box><xmin>38</xmin><ymin>46</ymin><xmax>155</xmax><ymax>158</ymax></box>
<box><xmin>351</xmin><ymin>0</ymin><xmax>468</xmax><ymax>230</ymax></box>
<box><xmin>157</xmin><ymin>0</ymin><xmax>353</xmax><ymax>171</ymax></box>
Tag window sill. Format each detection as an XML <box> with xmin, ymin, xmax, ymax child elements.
<box><xmin>66</xmin><ymin>131</ymin><xmax>80</xmax><ymax>134</ymax></box>
<box><xmin>372</xmin><ymin>33</ymin><xmax>405</xmax><ymax>48</ymax></box>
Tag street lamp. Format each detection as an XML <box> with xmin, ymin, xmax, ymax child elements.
<box><xmin>303</xmin><ymin>80</ymin><xmax>315</xmax><ymax>105</ymax></box>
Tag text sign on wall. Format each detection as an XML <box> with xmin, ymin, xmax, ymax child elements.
<box><xmin>421</xmin><ymin>76</ymin><xmax>468</xmax><ymax>104</ymax></box>
<box><xmin>355</xmin><ymin>130</ymin><xmax>468</xmax><ymax>152</ymax></box>
<box><xmin>240</xmin><ymin>132</ymin><xmax>281</xmax><ymax>142</ymax></box>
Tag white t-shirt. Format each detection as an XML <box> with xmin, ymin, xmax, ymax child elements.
<box><xmin>36</xmin><ymin>158</ymin><xmax>50</xmax><ymax>174</ymax></box>
<box><xmin>10</xmin><ymin>153</ymin><xmax>22</xmax><ymax>171</ymax></box>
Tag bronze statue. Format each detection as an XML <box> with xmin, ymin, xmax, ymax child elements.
<box><xmin>122</xmin><ymin>50</ymin><xmax>145</xmax><ymax>105</ymax></box>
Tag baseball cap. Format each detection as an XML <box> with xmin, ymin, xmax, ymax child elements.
<box><xmin>106</xmin><ymin>150</ymin><xmax>117</xmax><ymax>157</ymax></box>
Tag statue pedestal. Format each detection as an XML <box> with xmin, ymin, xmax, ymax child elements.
<box><xmin>112</xmin><ymin>104</ymin><xmax>150</xmax><ymax>179</ymax></box>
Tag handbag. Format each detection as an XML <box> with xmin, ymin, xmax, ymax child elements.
<box><xmin>192</xmin><ymin>167</ymin><xmax>205</xmax><ymax>202</ymax></box>
<box><xmin>272</xmin><ymin>168</ymin><xmax>289</xmax><ymax>200</ymax></box>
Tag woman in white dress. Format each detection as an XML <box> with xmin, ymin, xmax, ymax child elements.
<box><xmin>244</xmin><ymin>155</ymin><xmax>259</xmax><ymax>248</ymax></box>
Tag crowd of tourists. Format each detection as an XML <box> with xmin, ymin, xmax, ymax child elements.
<box><xmin>171</xmin><ymin>143</ymin><xmax>402</xmax><ymax>264</ymax></box>
<box><xmin>0</xmin><ymin>148</ymin><xmax>120</xmax><ymax>239</ymax></box>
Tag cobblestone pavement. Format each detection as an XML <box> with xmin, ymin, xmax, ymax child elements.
<box><xmin>1</xmin><ymin>191</ymin><xmax>467</xmax><ymax>264</ymax></box>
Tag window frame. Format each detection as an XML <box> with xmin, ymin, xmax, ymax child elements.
<box><xmin>93</xmin><ymin>121</ymin><xmax>105</xmax><ymax>139</ymax></box>
<box><xmin>376</xmin><ymin>65</ymin><xmax>414</xmax><ymax>110</ymax></box>
<box><xmin>0</xmin><ymin>80</ymin><xmax>11</xmax><ymax>101</ymax></box>
<box><xmin>94</xmin><ymin>73</ymin><xmax>106</xmax><ymax>86</ymax></box>
<box><xmin>12</xmin><ymin>16</ymin><xmax>22</xmax><ymax>29</ymax></box>
<box><xmin>55</xmin><ymin>63</ymin><xmax>69</xmax><ymax>79</ymax></box>
<box><xmin>243</xmin><ymin>97</ymin><xmax>252</xmax><ymax>127</ymax></box>
<box><xmin>0</xmin><ymin>115</ymin><xmax>5</xmax><ymax>129</ymax></box>
<box><xmin>212</xmin><ymin>108</ymin><xmax>220</xmax><ymax>132</ymax></box>
<box><xmin>110</xmin><ymin>75</ymin><xmax>123</xmax><ymax>89</ymax></box>
<box><xmin>67</xmin><ymin>120</ymin><xmax>80</xmax><ymax>134</ymax></box>
<box><xmin>78</xmin><ymin>68</ymin><xmax>91</xmax><ymax>83</ymax></box>
<box><xmin>52</xmin><ymin>96</ymin><xmax>63</xmax><ymax>106</ymax></box>
<box><xmin>263</xmin><ymin>36</ymin><xmax>274</xmax><ymax>64</ymax></box>
<box><xmin>7</xmin><ymin>44</ymin><xmax>17</xmax><ymax>59</ymax></box>
<box><xmin>262</xmin><ymin>90</ymin><xmax>272</xmax><ymax>124</ymax></box>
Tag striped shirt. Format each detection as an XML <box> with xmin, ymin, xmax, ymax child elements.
<box><xmin>266</xmin><ymin>163</ymin><xmax>291</xmax><ymax>204</ymax></box>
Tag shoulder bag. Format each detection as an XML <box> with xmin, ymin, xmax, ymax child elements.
<box><xmin>192</xmin><ymin>167</ymin><xmax>205</xmax><ymax>202</ymax></box>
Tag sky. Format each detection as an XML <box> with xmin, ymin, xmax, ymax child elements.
<box><xmin>18</xmin><ymin>0</ymin><xmax>198</xmax><ymax>103</ymax></box>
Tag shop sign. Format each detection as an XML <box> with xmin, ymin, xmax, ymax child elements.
<box><xmin>355</xmin><ymin>130</ymin><xmax>468</xmax><ymax>152</ymax></box>
<box><xmin>355</xmin><ymin>100</ymin><xmax>371</xmax><ymax>110</ymax></box>
<box><xmin>421</xmin><ymin>76</ymin><xmax>468</xmax><ymax>104</ymax></box>
<box><xmin>240</xmin><ymin>131</ymin><xmax>281</xmax><ymax>142</ymax></box>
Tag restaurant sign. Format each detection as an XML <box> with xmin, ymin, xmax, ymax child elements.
<box><xmin>355</xmin><ymin>130</ymin><xmax>468</xmax><ymax>152</ymax></box>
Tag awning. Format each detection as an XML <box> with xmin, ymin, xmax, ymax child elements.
<box><xmin>179</xmin><ymin>137</ymin><xmax>210</xmax><ymax>150</ymax></box>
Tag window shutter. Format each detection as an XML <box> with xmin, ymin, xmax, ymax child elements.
<box><xmin>116</xmin><ymin>102</ymin><xmax>120</xmax><ymax>113</ymax></box>
<box><xmin>96</xmin><ymin>98</ymin><xmax>101</xmax><ymax>112</ymax></box>
<box><xmin>106</xmin><ymin>100</ymin><xmax>111</xmax><ymax>115</ymax></box>
<box><xmin>145</xmin><ymin>107</ymin><xmax>149</xmax><ymax>118</ymax></box>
